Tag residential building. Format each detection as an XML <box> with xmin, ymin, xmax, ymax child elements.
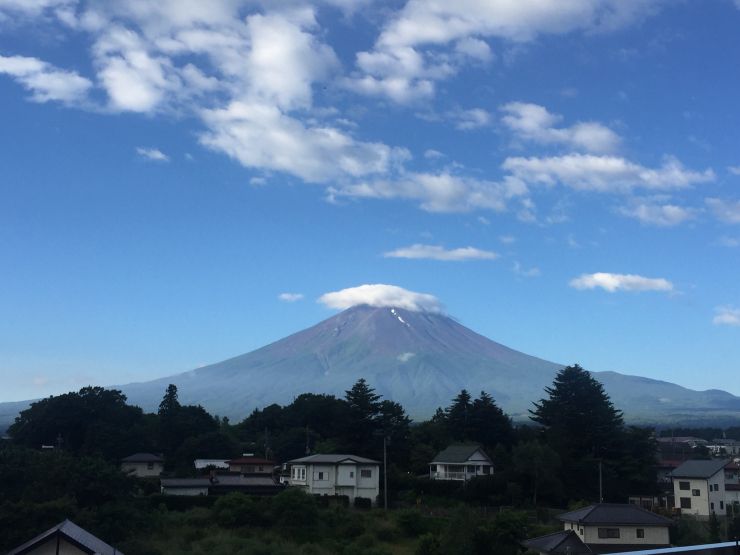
<box><xmin>160</xmin><ymin>475</ymin><xmax>283</xmax><ymax>496</ymax></box>
<box><xmin>7</xmin><ymin>519</ymin><xmax>123</xmax><ymax>555</ymax></box>
<box><xmin>672</xmin><ymin>459</ymin><xmax>729</xmax><ymax>517</ymax></box>
<box><xmin>429</xmin><ymin>444</ymin><xmax>493</xmax><ymax>481</ymax></box>
<box><xmin>120</xmin><ymin>452</ymin><xmax>164</xmax><ymax>477</ymax></box>
<box><xmin>227</xmin><ymin>455</ymin><xmax>275</xmax><ymax>475</ymax></box>
<box><xmin>286</xmin><ymin>454</ymin><xmax>380</xmax><ymax>504</ymax></box>
<box><xmin>524</xmin><ymin>503</ymin><xmax>672</xmax><ymax>554</ymax></box>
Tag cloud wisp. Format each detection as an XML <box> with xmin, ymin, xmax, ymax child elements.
<box><xmin>384</xmin><ymin>244</ymin><xmax>498</xmax><ymax>261</ymax></box>
<box><xmin>278</xmin><ymin>292</ymin><xmax>304</xmax><ymax>302</ymax></box>
<box><xmin>706</xmin><ymin>198</ymin><xmax>740</xmax><ymax>224</ymax></box>
<box><xmin>0</xmin><ymin>54</ymin><xmax>92</xmax><ymax>105</ymax></box>
<box><xmin>713</xmin><ymin>306</ymin><xmax>740</xmax><ymax>327</ymax></box>
<box><xmin>136</xmin><ymin>147</ymin><xmax>169</xmax><ymax>162</ymax></box>
<box><xmin>319</xmin><ymin>284</ymin><xmax>442</xmax><ymax>313</ymax></box>
<box><xmin>569</xmin><ymin>272</ymin><xmax>673</xmax><ymax>293</ymax></box>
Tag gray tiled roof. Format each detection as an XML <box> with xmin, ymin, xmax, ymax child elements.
<box><xmin>7</xmin><ymin>519</ymin><xmax>122</xmax><ymax>555</ymax></box>
<box><xmin>431</xmin><ymin>444</ymin><xmax>491</xmax><ymax>464</ymax></box>
<box><xmin>671</xmin><ymin>459</ymin><xmax>729</xmax><ymax>479</ymax></box>
<box><xmin>120</xmin><ymin>452</ymin><xmax>163</xmax><ymax>463</ymax></box>
<box><xmin>287</xmin><ymin>454</ymin><xmax>380</xmax><ymax>464</ymax></box>
<box><xmin>161</xmin><ymin>475</ymin><xmax>278</xmax><ymax>487</ymax></box>
<box><xmin>522</xmin><ymin>530</ymin><xmax>592</xmax><ymax>554</ymax></box>
<box><xmin>558</xmin><ymin>504</ymin><xmax>672</xmax><ymax>527</ymax></box>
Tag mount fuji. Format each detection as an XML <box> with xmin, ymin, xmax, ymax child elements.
<box><xmin>3</xmin><ymin>304</ymin><xmax>740</xmax><ymax>428</ymax></box>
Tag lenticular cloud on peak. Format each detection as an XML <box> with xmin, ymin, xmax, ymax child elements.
<box><xmin>318</xmin><ymin>283</ymin><xmax>443</xmax><ymax>313</ymax></box>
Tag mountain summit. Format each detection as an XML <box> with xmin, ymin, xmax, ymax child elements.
<box><xmin>2</xmin><ymin>305</ymin><xmax>739</xmax><ymax>427</ymax></box>
<box><xmin>116</xmin><ymin>304</ymin><xmax>740</xmax><ymax>424</ymax></box>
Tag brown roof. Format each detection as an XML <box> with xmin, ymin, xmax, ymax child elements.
<box><xmin>227</xmin><ymin>457</ymin><xmax>275</xmax><ymax>465</ymax></box>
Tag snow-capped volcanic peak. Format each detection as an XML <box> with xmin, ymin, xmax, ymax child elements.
<box><xmin>318</xmin><ymin>284</ymin><xmax>442</xmax><ymax>313</ymax></box>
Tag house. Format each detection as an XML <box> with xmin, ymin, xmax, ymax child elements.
<box><xmin>120</xmin><ymin>452</ymin><xmax>164</xmax><ymax>477</ymax></box>
<box><xmin>160</xmin><ymin>475</ymin><xmax>284</xmax><ymax>496</ymax></box>
<box><xmin>672</xmin><ymin>459</ymin><xmax>729</xmax><ymax>517</ymax></box>
<box><xmin>429</xmin><ymin>444</ymin><xmax>493</xmax><ymax>481</ymax></box>
<box><xmin>226</xmin><ymin>455</ymin><xmax>275</xmax><ymax>475</ymax></box>
<box><xmin>7</xmin><ymin>519</ymin><xmax>123</xmax><ymax>555</ymax></box>
<box><xmin>524</xmin><ymin>503</ymin><xmax>672</xmax><ymax>554</ymax></box>
<box><xmin>285</xmin><ymin>454</ymin><xmax>380</xmax><ymax>504</ymax></box>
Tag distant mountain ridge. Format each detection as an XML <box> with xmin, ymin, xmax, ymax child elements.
<box><xmin>2</xmin><ymin>304</ymin><xmax>740</xmax><ymax>430</ymax></box>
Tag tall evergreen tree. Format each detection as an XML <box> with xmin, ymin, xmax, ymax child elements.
<box><xmin>343</xmin><ymin>378</ymin><xmax>382</xmax><ymax>454</ymax></box>
<box><xmin>530</xmin><ymin>364</ymin><xmax>625</xmax><ymax>501</ymax></box>
<box><xmin>445</xmin><ymin>389</ymin><xmax>473</xmax><ymax>440</ymax></box>
<box><xmin>158</xmin><ymin>384</ymin><xmax>181</xmax><ymax>417</ymax></box>
<box><xmin>470</xmin><ymin>391</ymin><xmax>514</xmax><ymax>449</ymax></box>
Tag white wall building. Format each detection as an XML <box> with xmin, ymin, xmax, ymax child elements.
<box><xmin>524</xmin><ymin>503</ymin><xmax>672</xmax><ymax>554</ymax></box>
<box><xmin>672</xmin><ymin>459</ymin><xmax>729</xmax><ymax>518</ymax></box>
<box><xmin>429</xmin><ymin>444</ymin><xmax>493</xmax><ymax>481</ymax></box>
<box><xmin>286</xmin><ymin>454</ymin><xmax>380</xmax><ymax>505</ymax></box>
<box><xmin>120</xmin><ymin>453</ymin><xmax>164</xmax><ymax>477</ymax></box>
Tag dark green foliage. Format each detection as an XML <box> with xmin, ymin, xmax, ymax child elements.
<box><xmin>530</xmin><ymin>364</ymin><xmax>653</xmax><ymax>503</ymax></box>
<box><xmin>9</xmin><ymin>387</ymin><xmax>150</xmax><ymax>461</ymax></box>
<box><xmin>511</xmin><ymin>440</ymin><xmax>562</xmax><ymax>505</ymax></box>
<box><xmin>438</xmin><ymin>390</ymin><xmax>513</xmax><ymax>453</ymax></box>
<box><xmin>354</xmin><ymin>496</ymin><xmax>373</xmax><ymax>510</ymax></box>
<box><xmin>214</xmin><ymin>493</ymin><xmax>269</xmax><ymax>528</ymax></box>
<box><xmin>396</xmin><ymin>508</ymin><xmax>428</xmax><ymax>536</ymax></box>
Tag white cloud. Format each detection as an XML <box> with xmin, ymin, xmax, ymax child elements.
<box><xmin>569</xmin><ymin>272</ymin><xmax>673</xmax><ymax>293</ymax></box>
<box><xmin>200</xmin><ymin>101</ymin><xmax>407</xmax><ymax>183</ymax></box>
<box><xmin>714</xmin><ymin>306</ymin><xmax>740</xmax><ymax>327</ymax></box>
<box><xmin>728</xmin><ymin>166</ymin><xmax>740</xmax><ymax>176</ymax></box>
<box><xmin>499</xmin><ymin>234</ymin><xmax>515</xmax><ymax>244</ymax></box>
<box><xmin>452</xmin><ymin>107</ymin><xmax>491</xmax><ymax>130</ymax></box>
<box><xmin>328</xmin><ymin>171</ymin><xmax>526</xmax><ymax>213</ymax></box>
<box><xmin>716</xmin><ymin>236</ymin><xmax>740</xmax><ymax>248</ymax></box>
<box><xmin>278</xmin><ymin>292</ymin><xmax>304</xmax><ymax>302</ymax></box>
<box><xmin>500</xmin><ymin>102</ymin><xmax>620</xmax><ymax>153</ymax></box>
<box><xmin>0</xmin><ymin>0</ymin><xmax>74</xmax><ymax>18</ymax></box>
<box><xmin>384</xmin><ymin>244</ymin><xmax>498</xmax><ymax>261</ymax></box>
<box><xmin>397</xmin><ymin>352</ymin><xmax>416</xmax><ymax>362</ymax></box>
<box><xmin>618</xmin><ymin>199</ymin><xmax>695</xmax><ymax>226</ymax></box>
<box><xmin>136</xmin><ymin>147</ymin><xmax>169</xmax><ymax>162</ymax></box>
<box><xmin>503</xmin><ymin>154</ymin><xmax>714</xmax><ymax>193</ymax></box>
<box><xmin>0</xmin><ymin>55</ymin><xmax>91</xmax><ymax>104</ymax></box>
<box><xmin>424</xmin><ymin>149</ymin><xmax>445</xmax><ymax>159</ymax></box>
<box><xmin>706</xmin><ymin>197</ymin><xmax>740</xmax><ymax>224</ymax></box>
<box><xmin>319</xmin><ymin>284</ymin><xmax>442</xmax><ymax>313</ymax></box>
<box><xmin>349</xmin><ymin>0</ymin><xmax>662</xmax><ymax>103</ymax></box>
<box><xmin>513</xmin><ymin>261</ymin><xmax>540</xmax><ymax>277</ymax></box>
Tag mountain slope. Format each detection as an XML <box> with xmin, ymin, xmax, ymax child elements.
<box><xmin>2</xmin><ymin>305</ymin><xmax>739</xmax><ymax>428</ymax></box>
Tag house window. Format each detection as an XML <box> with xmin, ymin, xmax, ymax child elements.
<box><xmin>720</xmin><ymin>501</ymin><xmax>724</xmax><ymax>510</ymax></box>
<box><xmin>692</xmin><ymin>489</ymin><xmax>700</xmax><ymax>496</ymax></box>
<box><xmin>636</xmin><ymin>529</ymin><xmax>645</xmax><ymax>538</ymax></box>
<box><xmin>350</xmin><ymin>471</ymin><xmax>354</xmax><ymax>478</ymax></box>
<box><xmin>147</xmin><ymin>462</ymin><xmax>154</xmax><ymax>470</ymax></box>
<box><xmin>713</xmin><ymin>483</ymin><xmax>719</xmax><ymax>491</ymax></box>
<box><xmin>579</xmin><ymin>528</ymin><xmax>583</xmax><ymax>535</ymax></box>
<box><xmin>360</xmin><ymin>469</ymin><xmax>372</xmax><ymax>478</ymax></box>
<box><xmin>258</xmin><ymin>466</ymin><xmax>264</xmax><ymax>472</ymax></box>
<box><xmin>680</xmin><ymin>497</ymin><xmax>692</xmax><ymax>509</ymax></box>
<box><xmin>679</xmin><ymin>481</ymin><xmax>690</xmax><ymax>490</ymax></box>
<box><xmin>598</xmin><ymin>528</ymin><xmax>620</xmax><ymax>539</ymax></box>
<box><xmin>467</xmin><ymin>465</ymin><xmax>476</xmax><ymax>472</ymax></box>
<box><xmin>711</xmin><ymin>502</ymin><xmax>715</xmax><ymax>511</ymax></box>
<box><xmin>314</xmin><ymin>471</ymin><xmax>325</xmax><ymax>480</ymax></box>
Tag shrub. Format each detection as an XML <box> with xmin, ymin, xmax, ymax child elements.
<box><xmin>354</xmin><ymin>497</ymin><xmax>372</xmax><ymax>510</ymax></box>
<box><xmin>396</xmin><ymin>508</ymin><xmax>427</xmax><ymax>536</ymax></box>
<box><xmin>415</xmin><ymin>533</ymin><xmax>442</xmax><ymax>555</ymax></box>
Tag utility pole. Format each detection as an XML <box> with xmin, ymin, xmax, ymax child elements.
<box><xmin>383</xmin><ymin>435</ymin><xmax>388</xmax><ymax>511</ymax></box>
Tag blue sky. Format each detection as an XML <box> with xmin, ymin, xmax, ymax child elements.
<box><xmin>1</xmin><ymin>0</ymin><xmax>740</xmax><ymax>402</ymax></box>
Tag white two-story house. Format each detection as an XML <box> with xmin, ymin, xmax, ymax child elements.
<box><xmin>286</xmin><ymin>454</ymin><xmax>380</xmax><ymax>505</ymax></box>
<box><xmin>429</xmin><ymin>444</ymin><xmax>493</xmax><ymax>481</ymax></box>
<box><xmin>120</xmin><ymin>452</ymin><xmax>164</xmax><ymax>477</ymax></box>
<box><xmin>672</xmin><ymin>459</ymin><xmax>729</xmax><ymax>518</ymax></box>
<box><xmin>523</xmin><ymin>503</ymin><xmax>672</xmax><ymax>554</ymax></box>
